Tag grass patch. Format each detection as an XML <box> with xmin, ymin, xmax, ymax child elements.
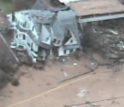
<box><xmin>0</xmin><ymin>1</ymin><xmax>13</xmax><ymax>14</ymax></box>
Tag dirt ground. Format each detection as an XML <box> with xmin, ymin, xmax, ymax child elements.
<box><xmin>0</xmin><ymin>54</ymin><xmax>124</xmax><ymax>107</ymax></box>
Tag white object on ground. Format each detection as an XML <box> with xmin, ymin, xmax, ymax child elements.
<box><xmin>73</xmin><ymin>63</ymin><xmax>78</xmax><ymax>66</ymax></box>
<box><xmin>77</xmin><ymin>89</ymin><xmax>88</xmax><ymax>98</ymax></box>
<box><xmin>59</xmin><ymin>0</ymin><xmax>81</xmax><ymax>4</ymax></box>
<box><xmin>63</xmin><ymin>71</ymin><xmax>68</xmax><ymax>77</ymax></box>
<box><xmin>91</xmin><ymin>63</ymin><xmax>94</xmax><ymax>65</ymax></box>
<box><xmin>62</xmin><ymin>59</ymin><xmax>66</xmax><ymax>62</ymax></box>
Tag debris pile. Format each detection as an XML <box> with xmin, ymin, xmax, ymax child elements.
<box><xmin>83</xmin><ymin>19</ymin><xmax>124</xmax><ymax>65</ymax></box>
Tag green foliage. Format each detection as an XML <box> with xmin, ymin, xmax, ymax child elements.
<box><xmin>0</xmin><ymin>0</ymin><xmax>36</xmax><ymax>13</ymax></box>
<box><xmin>0</xmin><ymin>1</ymin><xmax>13</xmax><ymax>13</ymax></box>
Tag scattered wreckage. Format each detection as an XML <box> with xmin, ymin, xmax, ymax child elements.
<box><xmin>83</xmin><ymin>20</ymin><xmax>124</xmax><ymax>66</ymax></box>
<box><xmin>6</xmin><ymin>0</ymin><xmax>124</xmax><ymax>65</ymax></box>
<box><xmin>8</xmin><ymin>9</ymin><xmax>81</xmax><ymax>63</ymax></box>
<box><xmin>1</xmin><ymin>0</ymin><xmax>124</xmax><ymax>88</ymax></box>
<box><xmin>6</xmin><ymin>0</ymin><xmax>124</xmax><ymax>64</ymax></box>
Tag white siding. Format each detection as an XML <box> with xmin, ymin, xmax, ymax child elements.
<box><xmin>11</xmin><ymin>30</ymin><xmax>39</xmax><ymax>62</ymax></box>
<box><xmin>41</xmin><ymin>25</ymin><xmax>51</xmax><ymax>45</ymax></box>
<box><xmin>65</xmin><ymin>36</ymin><xmax>78</xmax><ymax>45</ymax></box>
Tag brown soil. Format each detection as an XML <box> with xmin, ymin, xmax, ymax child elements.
<box><xmin>0</xmin><ymin>54</ymin><xmax>124</xmax><ymax>107</ymax></box>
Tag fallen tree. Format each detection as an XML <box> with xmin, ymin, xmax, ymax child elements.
<box><xmin>82</xmin><ymin>19</ymin><xmax>124</xmax><ymax>66</ymax></box>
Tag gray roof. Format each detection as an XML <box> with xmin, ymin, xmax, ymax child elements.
<box><xmin>57</xmin><ymin>10</ymin><xmax>76</xmax><ymax>21</ymax></box>
<box><xmin>52</xmin><ymin>10</ymin><xmax>80</xmax><ymax>44</ymax></box>
<box><xmin>51</xmin><ymin>20</ymin><xmax>66</xmax><ymax>40</ymax></box>
<box><xmin>32</xmin><ymin>0</ymin><xmax>47</xmax><ymax>10</ymax></box>
<box><xmin>49</xmin><ymin>10</ymin><xmax>78</xmax><ymax>41</ymax></box>
<box><xmin>20</xmin><ymin>10</ymin><xmax>81</xmax><ymax>49</ymax></box>
<box><xmin>28</xmin><ymin>30</ymin><xmax>52</xmax><ymax>49</ymax></box>
<box><xmin>32</xmin><ymin>10</ymin><xmax>56</xmax><ymax>24</ymax></box>
<box><xmin>41</xmin><ymin>10</ymin><xmax>81</xmax><ymax>46</ymax></box>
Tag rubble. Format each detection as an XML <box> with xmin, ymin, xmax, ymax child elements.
<box><xmin>83</xmin><ymin>19</ymin><xmax>124</xmax><ymax>66</ymax></box>
<box><xmin>1</xmin><ymin>0</ymin><xmax>124</xmax><ymax>91</ymax></box>
<box><xmin>8</xmin><ymin>0</ymin><xmax>124</xmax><ymax>67</ymax></box>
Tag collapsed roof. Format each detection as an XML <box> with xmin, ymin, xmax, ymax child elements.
<box><xmin>30</xmin><ymin>9</ymin><xmax>81</xmax><ymax>49</ymax></box>
<box><xmin>15</xmin><ymin>9</ymin><xmax>81</xmax><ymax>49</ymax></box>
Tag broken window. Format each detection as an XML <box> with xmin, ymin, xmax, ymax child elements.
<box><xmin>64</xmin><ymin>50</ymin><xmax>66</xmax><ymax>54</ymax></box>
<box><xmin>23</xmin><ymin>22</ymin><xmax>26</xmax><ymax>27</ymax></box>
<box><xmin>45</xmin><ymin>37</ymin><xmax>49</xmax><ymax>42</ymax></box>
<box><xmin>12</xmin><ymin>12</ymin><xmax>15</xmax><ymax>22</ymax></box>
<box><xmin>70</xmin><ymin>49</ymin><xmax>73</xmax><ymax>53</ymax></box>
<box><xmin>23</xmin><ymin>35</ymin><xmax>25</xmax><ymax>40</ymax></box>
<box><xmin>27</xmin><ymin>43</ymin><xmax>30</xmax><ymax>47</ymax></box>
<box><xmin>53</xmin><ymin>39</ymin><xmax>61</xmax><ymax>45</ymax></box>
<box><xmin>53</xmin><ymin>39</ymin><xmax>57</xmax><ymax>43</ymax></box>
<box><xmin>18</xmin><ymin>45</ymin><xmax>23</xmax><ymax>49</ymax></box>
<box><xmin>52</xmin><ymin>47</ymin><xmax>58</xmax><ymax>56</ymax></box>
<box><xmin>31</xmin><ymin>43</ymin><xmax>33</xmax><ymax>51</ymax></box>
<box><xmin>32</xmin><ymin>26</ymin><xmax>34</xmax><ymax>31</ymax></box>
<box><xmin>70</xmin><ymin>39</ymin><xmax>73</xmax><ymax>43</ymax></box>
<box><xmin>57</xmin><ymin>40</ymin><xmax>61</xmax><ymax>44</ymax></box>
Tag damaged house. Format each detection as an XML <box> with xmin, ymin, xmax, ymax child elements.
<box><xmin>8</xmin><ymin>9</ymin><xmax>81</xmax><ymax>62</ymax></box>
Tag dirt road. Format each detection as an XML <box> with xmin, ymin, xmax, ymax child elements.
<box><xmin>0</xmin><ymin>55</ymin><xmax>124</xmax><ymax>107</ymax></box>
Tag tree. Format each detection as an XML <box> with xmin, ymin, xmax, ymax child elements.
<box><xmin>12</xmin><ymin>0</ymin><xmax>36</xmax><ymax>11</ymax></box>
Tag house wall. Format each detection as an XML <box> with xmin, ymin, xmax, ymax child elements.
<box><xmin>9</xmin><ymin>10</ymin><xmax>43</xmax><ymax>62</ymax></box>
<box><xmin>58</xmin><ymin>46</ymin><xmax>76</xmax><ymax>56</ymax></box>
<box><xmin>11</xmin><ymin>30</ymin><xmax>39</xmax><ymax>62</ymax></box>
<box><xmin>40</xmin><ymin>25</ymin><xmax>51</xmax><ymax>45</ymax></box>
<box><xmin>65</xmin><ymin>31</ymin><xmax>78</xmax><ymax>46</ymax></box>
<box><xmin>58</xmin><ymin>31</ymin><xmax>78</xmax><ymax>56</ymax></box>
<box><xmin>9</xmin><ymin>9</ymin><xmax>81</xmax><ymax>61</ymax></box>
<box><xmin>8</xmin><ymin>11</ymin><xmax>39</xmax><ymax>39</ymax></box>
<box><xmin>50</xmin><ymin>28</ymin><xmax>63</xmax><ymax>47</ymax></box>
<box><xmin>7</xmin><ymin>14</ymin><xmax>12</xmax><ymax>23</ymax></box>
<box><xmin>53</xmin><ymin>38</ymin><xmax>62</xmax><ymax>46</ymax></box>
